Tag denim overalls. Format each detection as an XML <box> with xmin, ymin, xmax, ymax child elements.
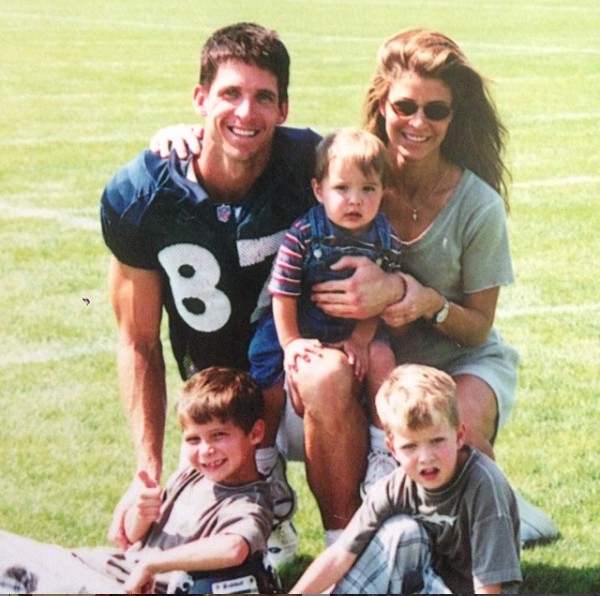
<box><xmin>296</xmin><ymin>204</ymin><xmax>401</xmax><ymax>342</ymax></box>
<box><xmin>249</xmin><ymin>204</ymin><xmax>401</xmax><ymax>389</ymax></box>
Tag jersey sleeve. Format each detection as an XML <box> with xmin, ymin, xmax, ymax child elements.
<box><xmin>100</xmin><ymin>150</ymin><xmax>163</xmax><ymax>270</ymax></box>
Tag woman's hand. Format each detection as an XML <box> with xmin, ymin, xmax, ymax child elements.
<box><xmin>310</xmin><ymin>257</ymin><xmax>406</xmax><ymax>320</ymax></box>
<box><xmin>381</xmin><ymin>272</ymin><xmax>434</xmax><ymax>328</ymax></box>
<box><xmin>149</xmin><ymin>124</ymin><xmax>203</xmax><ymax>159</ymax></box>
<box><xmin>384</xmin><ymin>273</ymin><xmax>500</xmax><ymax>347</ymax></box>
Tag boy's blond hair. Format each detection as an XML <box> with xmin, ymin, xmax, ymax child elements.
<box><xmin>176</xmin><ymin>367</ymin><xmax>264</xmax><ymax>434</ymax></box>
<box><xmin>376</xmin><ymin>364</ymin><xmax>459</xmax><ymax>437</ymax></box>
<box><xmin>314</xmin><ymin>126</ymin><xmax>391</xmax><ymax>187</ymax></box>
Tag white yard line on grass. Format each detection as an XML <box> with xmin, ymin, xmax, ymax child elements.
<box><xmin>4</xmin><ymin>175</ymin><xmax>598</xmax><ymax>232</ymax></box>
<box><xmin>498</xmin><ymin>302</ymin><xmax>600</xmax><ymax>319</ymax></box>
<box><xmin>514</xmin><ymin>176</ymin><xmax>600</xmax><ymax>189</ymax></box>
<box><xmin>0</xmin><ymin>304</ymin><xmax>596</xmax><ymax>369</ymax></box>
<box><xmin>0</xmin><ymin>342</ymin><xmax>114</xmax><ymax>368</ymax></box>
<box><xmin>0</xmin><ymin>202</ymin><xmax>99</xmax><ymax>232</ymax></box>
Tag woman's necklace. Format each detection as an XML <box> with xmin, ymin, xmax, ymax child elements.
<box><xmin>404</xmin><ymin>162</ymin><xmax>449</xmax><ymax>222</ymax></box>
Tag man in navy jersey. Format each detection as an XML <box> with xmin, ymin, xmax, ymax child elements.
<box><xmin>101</xmin><ymin>22</ymin><xmax>376</xmax><ymax>553</ymax></box>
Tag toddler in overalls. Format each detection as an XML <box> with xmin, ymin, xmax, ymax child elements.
<box><xmin>250</xmin><ymin>127</ymin><xmax>401</xmax><ymax>421</ymax></box>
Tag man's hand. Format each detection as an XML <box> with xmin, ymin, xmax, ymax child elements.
<box><xmin>311</xmin><ymin>257</ymin><xmax>406</xmax><ymax>320</ymax></box>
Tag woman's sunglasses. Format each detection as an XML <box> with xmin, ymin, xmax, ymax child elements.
<box><xmin>388</xmin><ymin>99</ymin><xmax>453</xmax><ymax>122</ymax></box>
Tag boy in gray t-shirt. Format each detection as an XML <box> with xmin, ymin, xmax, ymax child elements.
<box><xmin>0</xmin><ymin>368</ymin><xmax>278</xmax><ymax>594</ymax></box>
<box><xmin>292</xmin><ymin>364</ymin><xmax>522</xmax><ymax>594</ymax></box>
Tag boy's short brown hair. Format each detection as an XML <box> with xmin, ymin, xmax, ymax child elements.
<box><xmin>313</xmin><ymin>127</ymin><xmax>391</xmax><ymax>187</ymax></box>
<box><xmin>376</xmin><ymin>364</ymin><xmax>459</xmax><ymax>437</ymax></box>
<box><xmin>176</xmin><ymin>367</ymin><xmax>264</xmax><ymax>434</ymax></box>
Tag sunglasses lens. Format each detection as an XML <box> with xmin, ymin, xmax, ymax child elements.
<box><xmin>389</xmin><ymin>99</ymin><xmax>452</xmax><ymax>121</ymax></box>
<box><xmin>390</xmin><ymin>100</ymin><xmax>418</xmax><ymax>117</ymax></box>
<box><xmin>423</xmin><ymin>102</ymin><xmax>452</xmax><ymax>121</ymax></box>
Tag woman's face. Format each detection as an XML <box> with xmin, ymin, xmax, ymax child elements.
<box><xmin>380</xmin><ymin>71</ymin><xmax>453</xmax><ymax>165</ymax></box>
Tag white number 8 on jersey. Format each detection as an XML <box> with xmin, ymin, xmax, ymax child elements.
<box><xmin>158</xmin><ymin>244</ymin><xmax>232</xmax><ymax>333</ymax></box>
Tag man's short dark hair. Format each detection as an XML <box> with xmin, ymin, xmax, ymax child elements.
<box><xmin>200</xmin><ymin>22</ymin><xmax>290</xmax><ymax>105</ymax></box>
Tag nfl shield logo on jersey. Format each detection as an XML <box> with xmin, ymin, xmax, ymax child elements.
<box><xmin>217</xmin><ymin>204</ymin><xmax>232</xmax><ymax>223</ymax></box>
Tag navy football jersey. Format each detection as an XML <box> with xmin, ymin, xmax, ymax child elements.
<box><xmin>101</xmin><ymin>127</ymin><xmax>320</xmax><ymax>379</ymax></box>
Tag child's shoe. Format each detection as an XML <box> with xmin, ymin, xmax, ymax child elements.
<box><xmin>360</xmin><ymin>448</ymin><xmax>398</xmax><ymax>498</ymax></box>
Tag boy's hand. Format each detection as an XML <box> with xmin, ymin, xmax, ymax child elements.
<box><xmin>331</xmin><ymin>338</ymin><xmax>369</xmax><ymax>381</ymax></box>
<box><xmin>133</xmin><ymin>470</ymin><xmax>163</xmax><ymax>523</ymax></box>
<box><xmin>283</xmin><ymin>337</ymin><xmax>323</xmax><ymax>373</ymax></box>
<box><xmin>124</xmin><ymin>560</ymin><xmax>155</xmax><ymax>594</ymax></box>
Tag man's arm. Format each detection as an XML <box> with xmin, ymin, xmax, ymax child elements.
<box><xmin>124</xmin><ymin>534</ymin><xmax>250</xmax><ymax>594</ymax></box>
<box><xmin>109</xmin><ymin>256</ymin><xmax>167</xmax><ymax>477</ymax></box>
<box><xmin>108</xmin><ymin>257</ymin><xmax>167</xmax><ymax>547</ymax></box>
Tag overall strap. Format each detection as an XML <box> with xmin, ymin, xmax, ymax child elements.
<box><xmin>307</xmin><ymin>203</ymin><xmax>331</xmax><ymax>240</ymax></box>
<box><xmin>373</xmin><ymin>212</ymin><xmax>393</xmax><ymax>249</ymax></box>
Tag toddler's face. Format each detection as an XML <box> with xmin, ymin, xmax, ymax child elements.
<box><xmin>387</xmin><ymin>419</ymin><xmax>466</xmax><ymax>490</ymax></box>
<box><xmin>312</xmin><ymin>157</ymin><xmax>384</xmax><ymax>235</ymax></box>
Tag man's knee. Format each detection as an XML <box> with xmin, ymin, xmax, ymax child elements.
<box><xmin>291</xmin><ymin>348</ymin><xmax>355</xmax><ymax>412</ymax></box>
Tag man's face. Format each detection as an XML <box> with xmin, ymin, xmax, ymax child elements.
<box><xmin>194</xmin><ymin>59</ymin><xmax>288</xmax><ymax>166</ymax></box>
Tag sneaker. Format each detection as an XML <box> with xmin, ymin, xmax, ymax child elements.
<box><xmin>515</xmin><ymin>491</ymin><xmax>560</xmax><ymax>547</ymax></box>
<box><xmin>360</xmin><ymin>448</ymin><xmax>399</xmax><ymax>498</ymax></box>
<box><xmin>267</xmin><ymin>453</ymin><xmax>297</xmax><ymax>522</ymax></box>
<box><xmin>267</xmin><ymin>520</ymin><xmax>299</xmax><ymax>568</ymax></box>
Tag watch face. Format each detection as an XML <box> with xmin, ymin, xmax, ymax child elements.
<box><xmin>435</xmin><ymin>300</ymin><xmax>449</xmax><ymax>324</ymax></box>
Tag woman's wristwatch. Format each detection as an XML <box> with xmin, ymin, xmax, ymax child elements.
<box><xmin>433</xmin><ymin>297</ymin><xmax>450</xmax><ymax>324</ymax></box>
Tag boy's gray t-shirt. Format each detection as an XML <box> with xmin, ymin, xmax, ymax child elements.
<box><xmin>75</xmin><ymin>467</ymin><xmax>273</xmax><ymax>591</ymax></box>
<box><xmin>337</xmin><ymin>447</ymin><xmax>522</xmax><ymax>593</ymax></box>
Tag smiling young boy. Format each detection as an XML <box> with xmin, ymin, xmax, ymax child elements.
<box><xmin>291</xmin><ymin>364</ymin><xmax>522</xmax><ymax>594</ymax></box>
<box><xmin>0</xmin><ymin>368</ymin><xmax>279</xmax><ymax>594</ymax></box>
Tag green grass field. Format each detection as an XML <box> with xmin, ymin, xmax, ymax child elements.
<box><xmin>1</xmin><ymin>0</ymin><xmax>599</xmax><ymax>592</ymax></box>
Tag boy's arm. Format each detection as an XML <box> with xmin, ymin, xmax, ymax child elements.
<box><xmin>290</xmin><ymin>543</ymin><xmax>357</xmax><ymax>594</ymax></box>
<box><xmin>124</xmin><ymin>534</ymin><xmax>250</xmax><ymax>594</ymax></box>
<box><xmin>272</xmin><ymin>293</ymin><xmax>301</xmax><ymax>348</ymax></box>
<box><xmin>477</xmin><ymin>584</ymin><xmax>502</xmax><ymax>594</ymax></box>
<box><xmin>273</xmin><ymin>294</ymin><xmax>323</xmax><ymax>372</ymax></box>
<box><xmin>349</xmin><ymin>316</ymin><xmax>379</xmax><ymax>346</ymax></box>
<box><xmin>336</xmin><ymin>316</ymin><xmax>379</xmax><ymax>381</ymax></box>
